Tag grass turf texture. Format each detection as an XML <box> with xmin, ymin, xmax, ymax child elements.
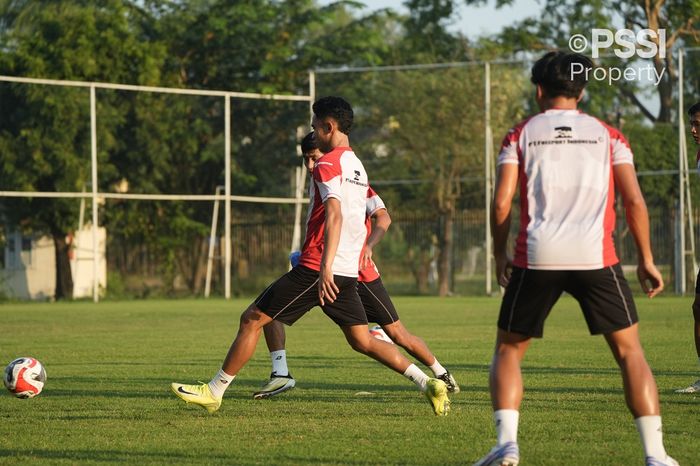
<box><xmin>0</xmin><ymin>297</ymin><xmax>698</xmax><ymax>465</ymax></box>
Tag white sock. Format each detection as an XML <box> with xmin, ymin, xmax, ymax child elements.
<box><xmin>429</xmin><ymin>358</ymin><xmax>447</xmax><ymax>377</ymax></box>
<box><xmin>494</xmin><ymin>409</ymin><xmax>519</xmax><ymax>446</ymax></box>
<box><xmin>403</xmin><ymin>364</ymin><xmax>429</xmax><ymax>391</ymax></box>
<box><xmin>208</xmin><ymin>369</ymin><xmax>235</xmax><ymax>399</ymax></box>
<box><xmin>270</xmin><ymin>350</ymin><xmax>289</xmax><ymax>376</ymax></box>
<box><xmin>634</xmin><ymin>415</ymin><xmax>667</xmax><ymax>459</ymax></box>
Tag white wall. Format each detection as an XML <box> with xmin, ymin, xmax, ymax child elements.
<box><xmin>1</xmin><ymin>232</ymin><xmax>55</xmax><ymax>300</ymax></box>
<box><xmin>70</xmin><ymin>224</ymin><xmax>107</xmax><ymax>298</ymax></box>
<box><xmin>0</xmin><ymin>225</ymin><xmax>106</xmax><ymax>300</ymax></box>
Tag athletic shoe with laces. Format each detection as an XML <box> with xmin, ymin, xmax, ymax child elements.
<box><xmin>424</xmin><ymin>378</ymin><xmax>450</xmax><ymax>416</ymax></box>
<box><xmin>253</xmin><ymin>373</ymin><xmax>296</xmax><ymax>399</ymax></box>
<box><xmin>472</xmin><ymin>442</ymin><xmax>520</xmax><ymax>466</ymax></box>
<box><xmin>646</xmin><ymin>455</ymin><xmax>680</xmax><ymax>466</ymax></box>
<box><xmin>170</xmin><ymin>382</ymin><xmax>222</xmax><ymax>414</ymax></box>
<box><xmin>674</xmin><ymin>378</ymin><xmax>700</xmax><ymax>393</ymax></box>
<box><xmin>437</xmin><ymin>371</ymin><xmax>460</xmax><ymax>393</ymax></box>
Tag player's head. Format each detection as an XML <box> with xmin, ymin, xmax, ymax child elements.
<box><xmin>688</xmin><ymin>102</ymin><xmax>700</xmax><ymax>144</ymax></box>
<box><xmin>300</xmin><ymin>131</ymin><xmax>324</xmax><ymax>174</ymax></box>
<box><xmin>530</xmin><ymin>51</ymin><xmax>593</xmax><ymax>104</ymax></box>
<box><xmin>312</xmin><ymin>96</ymin><xmax>353</xmax><ymax>152</ymax></box>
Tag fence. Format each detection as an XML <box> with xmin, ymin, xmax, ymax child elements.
<box><xmin>1</xmin><ymin>49</ymin><xmax>700</xmax><ymax>300</ymax></box>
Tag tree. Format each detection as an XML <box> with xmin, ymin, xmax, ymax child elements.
<box><xmin>0</xmin><ymin>0</ymin><xmax>166</xmax><ymax>298</ymax></box>
<box><xmin>470</xmin><ymin>0</ymin><xmax>700</xmax><ymax>123</ymax></box>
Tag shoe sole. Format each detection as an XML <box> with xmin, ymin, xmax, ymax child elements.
<box><xmin>253</xmin><ymin>381</ymin><xmax>296</xmax><ymax>400</ymax></box>
<box><xmin>476</xmin><ymin>457</ymin><xmax>519</xmax><ymax>466</ymax></box>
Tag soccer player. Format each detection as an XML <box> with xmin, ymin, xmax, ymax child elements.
<box><xmin>675</xmin><ymin>101</ymin><xmax>700</xmax><ymax>394</ymax></box>
<box><xmin>171</xmin><ymin>97</ymin><xmax>450</xmax><ymax>416</ymax></box>
<box><xmin>473</xmin><ymin>52</ymin><xmax>677</xmax><ymax>466</ymax></box>
<box><xmin>253</xmin><ymin>132</ymin><xmax>460</xmax><ymax>399</ymax></box>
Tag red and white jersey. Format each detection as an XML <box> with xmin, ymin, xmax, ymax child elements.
<box><xmin>298</xmin><ymin>146</ymin><xmax>370</xmax><ymax>277</ymax></box>
<box><xmin>498</xmin><ymin>109</ymin><xmax>634</xmax><ymax>270</ymax></box>
<box><xmin>358</xmin><ymin>187</ymin><xmax>385</xmax><ymax>283</ymax></box>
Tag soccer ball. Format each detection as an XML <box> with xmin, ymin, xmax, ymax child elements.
<box><xmin>369</xmin><ymin>325</ymin><xmax>394</xmax><ymax>344</ymax></box>
<box><xmin>3</xmin><ymin>357</ymin><xmax>46</xmax><ymax>399</ymax></box>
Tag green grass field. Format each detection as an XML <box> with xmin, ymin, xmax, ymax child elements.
<box><xmin>0</xmin><ymin>296</ymin><xmax>698</xmax><ymax>465</ymax></box>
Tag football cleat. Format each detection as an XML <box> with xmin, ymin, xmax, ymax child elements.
<box><xmin>646</xmin><ymin>455</ymin><xmax>680</xmax><ymax>466</ymax></box>
<box><xmin>437</xmin><ymin>371</ymin><xmax>460</xmax><ymax>393</ymax></box>
<box><xmin>674</xmin><ymin>378</ymin><xmax>700</xmax><ymax>393</ymax></box>
<box><xmin>171</xmin><ymin>382</ymin><xmax>222</xmax><ymax>414</ymax></box>
<box><xmin>472</xmin><ymin>442</ymin><xmax>520</xmax><ymax>466</ymax></box>
<box><xmin>424</xmin><ymin>378</ymin><xmax>450</xmax><ymax>416</ymax></box>
<box><xmin>253</xmin><ymin>373</ymin><xmax>296</xmax><ymax>399</ymax></box>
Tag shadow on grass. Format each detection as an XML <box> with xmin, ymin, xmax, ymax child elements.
<box><xmin>0</xmin><ymin>448</ymin><xmax>232</xmax><ymax>463</ymax></box>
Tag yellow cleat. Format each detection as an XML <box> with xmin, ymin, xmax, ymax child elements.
<box><xmin>425</xmin><ymin>378</ymin><xmax>450</xmax><ymax>416</ymax></box>
<box><xmin>171</xmin><ymin>382</ymin><xmax>221</xmax><ymax>414</ymax></box>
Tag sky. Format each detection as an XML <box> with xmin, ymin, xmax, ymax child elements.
<box><xmin>320</xmin><ymin>0</ymin><xmax>543</xmax><ymax>38</ymax></box>
<box><xmin>318</xmin><ymin>1</ymin><xmax>661</xmax><ymax>115</ymax></box>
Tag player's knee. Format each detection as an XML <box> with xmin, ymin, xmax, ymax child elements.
<box><xmin>346</xmin><ymin>334</ymin><xmax>372</xmax><ymax>354</ymax></box>
<box><xmin>239</xmin><ymin>305</ymin><xmax>264</xmax><ymax>329</ymax></box>
<box><xmin>347</xmin><ymin>335</ymin><xmax>372</xmax><ymax>354</ymax></box>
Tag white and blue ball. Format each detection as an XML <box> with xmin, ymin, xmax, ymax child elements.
<box><xmin>3</xmin><ymin>357</ymin><xmax>46</xmax><ymax>399</ymax></box>
<box><xmin>369</xmin><ymin>325</ymin><xmax>394</xmax><ymax>344</ymax></box>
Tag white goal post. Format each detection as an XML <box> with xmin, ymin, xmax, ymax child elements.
<box><xmin>0</xmin><ymin>74</ymin><xmax>315</xmax><ymax>302</ymax></box>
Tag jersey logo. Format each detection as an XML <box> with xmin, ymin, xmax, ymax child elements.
<box><xmin>353</xmin><ymin>170</ymin><xmax>361</xmax><ymax>181</ymax></box>
<box><xmin>554</xmin><ymin>126</ymin><xmax>573</xmax><ymax>139</ymax></box>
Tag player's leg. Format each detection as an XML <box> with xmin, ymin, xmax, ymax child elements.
<box><xmin>604</xmin><ymin>325</ymin><xmax>676</xmax><ymax>465</ymax></box>
<box><xmin>325</xmin><ymin>276</ymin><xmax>449</xmax><ymax>415</ymax></box>
<box><xmin>381</xmin><ymin>320</ymin><xmax>459</xmax><ymax>391</ymax></box>
<box><xmin>359</xmin><ymin>278</ymin><xmax>460</xmax><ymax>392</ymax></box>
<box><xmin>489</xmin><ymin>329</ymin><xmax>531</xmax><ymax>412</ymax></box>
<box><xmin>695</xmin><ymin>294</ymin><xmax>700</xmax><ymax>362</ymax></box>
<box><xmin>340</xmin><ymin>323</ymin><xmax>449</xmax><ymax>416</ymax></box>
<box><xmin>574</xmin><ymin>265</ymin><xmax>676</xmax><ymax>465</ymax></box>
<box><xmin>474</xmin><ymin>267</ymin><xmax>563</xmax><ymax>466</ymax></box>
<box><xmin>171</xmin><ymin>266</ymin><xmax>318</xmax><ymax>412</ymax></box>
<box><xmin>604</xmin><ymin>324</ymin><xmax>658</xmax><ymax>416</ymax></box>
<box><xmin>171</xmin><ymin>303</ymin><xmax>272</xmax><ymax>413</ymax></box>
<box><xmin>472</xmin><ymin>329</ymin><xmax>530</xmax><ymax>466</ymax></box>
<box><xmin>254</xmin><ymin>320</ymin><xmax>295</xmax><ymax>399</ymax></box>
<box><xmin>675</xmin><ymin>290</ymin><xmax>700</xmax><ymax>393</ymax></box>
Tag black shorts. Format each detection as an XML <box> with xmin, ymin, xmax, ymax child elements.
<box><xmin>357</xmin><ymin>278</ymin><xmax>400</xmax><ymax>326</ymax></box>
<box><xmin>695</xmin><ymin>267</ymin><xmax>700</xmax><ymax>295</ymax></box>
<box><xmin>255</xmin><ymin>265</ymin><xmax>368</xmax><ymax>327</ymax></box>
<box><xmin>498</xmin><ymin>263</ymin><xmax>638</xmax><ymax>338</ymax></box>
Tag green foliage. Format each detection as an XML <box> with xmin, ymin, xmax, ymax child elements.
<box><xmin>624</xmin><ymin>122</ymin><xmax>679</xmax><ymax>208</ymax></box>
<box><xmin>0</xmin><ymin>0</ymin><xmax>692</xmax><ymax>298</ymax></box>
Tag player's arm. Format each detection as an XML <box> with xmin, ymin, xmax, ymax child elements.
<box><xmin>362</xmin><ymin>208</ymin><xmax>390</xmax><ymax>270</ymax></box>
<box><xmin>614</xmin><ymin>163</ymin><xmax>663</xmax><ymax>298</ymax></box>
<box><xmin>491</xmin><ymin>163</ymin><xmax>518</xmax><ymax>287</ymax></box>
<box><xmin>319</xmin><ymin>197</ymin><xmax>342</xmax><ymax>305</ymax></box>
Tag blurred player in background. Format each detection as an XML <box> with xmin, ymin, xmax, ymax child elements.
<box><xmin>171</xmin><ymin>97</ymin><xmax>450</xmax><ymax>416</ymax></box>
<box><xmin>675</xmin><ymin>102</ymin><xmax>700</xmax><ymax>394</ymax></box>
<box><xmin>473</xmin><ymin>51</ymin><xmax>677</xmax><ymax>466</ymax></box>
<box><xmin>254</xmin><ymin>132</ymin><xmax>459</xmax><ymax>399</ymax></box>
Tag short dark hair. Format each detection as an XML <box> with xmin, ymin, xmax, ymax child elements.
<box><xmin>312</xmin><ymin>96</ymin><xmax>353</xmax><ymax>134</ymax></box>
<box><xmin>300</xmin><ymin>131</ymin><xmax>317</xmax><ymax>154</ymax></box>
<box><xmin>688</xmin><ymin>102</ymin><xmax>700</xmax><ymax>117</ymax></box>
<box><xmin>531</xmin><ymin>51</ymin><xmax>593</xmax><ymax>99</ymax></box>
